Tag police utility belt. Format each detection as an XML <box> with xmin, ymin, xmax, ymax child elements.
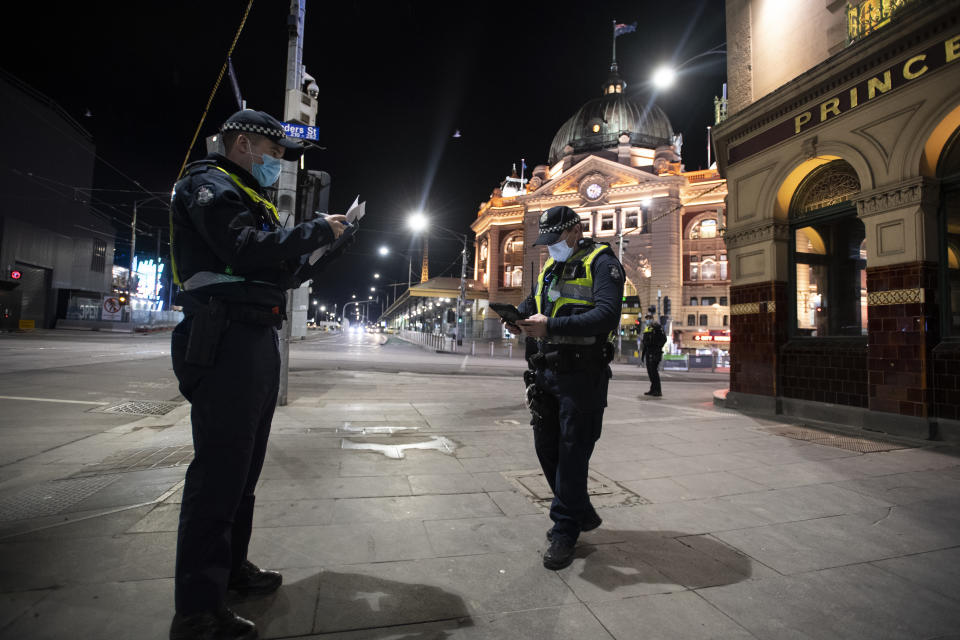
<box><xmin>528</xmin><ymin>337</ymin><xmax>612</xmax><ymax>374</ymax></box>
<box><xmin>180</xmin><ymin>294</ymin><xmax>285</xmax><ymax>367</ymax></box>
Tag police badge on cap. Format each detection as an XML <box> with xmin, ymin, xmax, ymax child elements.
<box><xmin>533</xmin><ymin>206</ymin><xmax>581</xmax><ymax>246</ymax></box>
<box><xmin>220</xmin><ymin>109</ymin><xmax>304</xmax><ymax>161</ymax></box>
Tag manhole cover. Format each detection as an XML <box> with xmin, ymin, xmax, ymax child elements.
<box><xmin>504</xmin><ymin>470</ymin><xmax>650</xmax><ymax>508</ymax></box>
<box><xmin>74</xmin><ymin>445</ymin><xmax>194</xmax><ymax>476</ymax></box>
<box><xmin>762</xmin><ymin>426</ymin><xmax>914</xmax><ymax>453</ymax></box>
<box><xmin>96</xmin><ymin>401</ymin><xmax>182</xmax><ymax>416</ymax></box>
<box><xmin>0</xmin><ymin>475</ymin><xmax>120</xmax><ymax>521</ymax></box>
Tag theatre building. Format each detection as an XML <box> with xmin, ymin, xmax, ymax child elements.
<box><xmin>469</xmin><ymin>60</ymin><xmax>730</xmax><ymax>352</ymax></box>
<box><xmin>712</xmin><ymin>0</ymin><xmax>960</xmax><ymax>438</ymax></box>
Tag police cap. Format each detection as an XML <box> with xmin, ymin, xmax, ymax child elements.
<box><xmin>220</xmin><ymin>109</ymin><xmax>303</xmax><ymax>161</ymax></box>
<box><xmin>533</xmin><ymin>206</ymin><xmax>581</xmax><ymax>246</ymax></box>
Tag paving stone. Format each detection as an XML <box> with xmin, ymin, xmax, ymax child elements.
<box><xmin>312</xmin><ymin>554</ymin><xmax>576</xmax><ymax>633</ymax></box>
<box><xmin>0</xmin><ymin>578</ymin><xmax>172</xmax><ymax>640</ymax></box>
<box><xmin>598</xmin><ymin>497</ymin><xmax>774</xmax><ymax>535</ymax></box>
<box><xmin>487</xmin><ymin>490</ymin><xmax>544</xmax><ymax>516</ymax></box>
<box><xmin>331</xmin><ymin>493</ymin><xmax>502</xmax><ymax>524</ymax></box>
<box><xmin>728</xmin><ymin>459</ymin><xmax>863</xmax><ymax>489</ymax></box>
<box><xmin>257</xmin><ymin>475</ymin><xmax>412</xmax><ymax>500</ymax></box>
<box><xmin>409</xmin><ymin>473</ymin><xmax>484</xmax><ymax>495</ymax></box>
<box><xmin>721</xmin><ymin>483</ymin><xmax>894</xmax><ymax>523</ymax></box>
<box><xmin>247</xmin><ymin>520</ymin><xmax>435</xmax><ymax>568</ymax></box>
<box><xmin>872</xmin><ymin>546</ymin><xmax>960</xmax><ymax>603</ymax></box>
<box><xmin>0</xmin><ymin>530</ymin><xmax>175</xmax><ymax>591</ymax></box>
<box><xmin>424</xmin><ymin>514</ymin><xmax>548</xmax><ymax>556</ymax></box>
<box><xmin>589</xmin><ymin>591</ymin><xmax>755</xmax><ymax>640</ymax></box>
<box><xmin>597</xmin><ymin>453</ymin><xmax>760</xmax><ymax>482</ymax></box>
<box><xmin>712</xmin><ymin>502</ymin><xmax>959</xmax><ymax>575</ymax></box>
<box><xmin>832</xmin><ymin>469</ymin><xmax>960</xmax><ymax>506</ymax></box>
<box><xmin>0</xmin><ymin>589</ymin><xmax>51</xmax><ymax>633</ymax></box>
<box><xmin>2</xmin><ymin>504</ymin><xmax>154</xmax><ymax>541</ymax></box>
<box><xmin>127</xmin><ymin>503</ymin><xmax>180</xmax><ymax>532</ymax></box>
<box><xmin>469</xmin><ymin>472</ymin><xmax>516</xmax><ymax>493</ymax></box>
<box><xmin>698</xmin><ymin>563</ymin><xmax>960</xmax><ymax>639</ymax></box>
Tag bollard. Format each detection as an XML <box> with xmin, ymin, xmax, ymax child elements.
<box><xmin>489</xmin><ymin>341</ymin><xmax>495</xmax><ymax>357</ymax></box>
<box><xmin>508</xmin><ymin>343</ymin><xmax>513</xmax><ymax>358</ymax></box>
<box><xmin>471</xmin><ymin>341</ymin><xmax>475</xmax><ymax>356</ymax></box>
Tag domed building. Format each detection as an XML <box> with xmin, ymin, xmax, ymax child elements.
<box><xmin>469</xmin><ymin>59</ymin><xmax>731</xmax><ymax>356</ymax></box>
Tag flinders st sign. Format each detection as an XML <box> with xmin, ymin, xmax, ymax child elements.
<box><xmin>727</xmin><ymin>32</ymin><xmax>960</xmax><ymax>165</ymax></box>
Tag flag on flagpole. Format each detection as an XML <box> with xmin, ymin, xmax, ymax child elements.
<box><xmin>614</xmin><ymin>21</ymin><xmax>637</xmax><ymax>37</ymax></box>
<box><xmin>521</xmin><ymin>158</ymin><xmax>527</xmax><ymax>172</ymax></box>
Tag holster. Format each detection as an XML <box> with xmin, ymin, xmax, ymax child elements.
<box><xmin>537</xmin><ymin>346</ymin><xmax>606</xmax><ymax>373</ymax></box>
<box><xmin>185</xmin><ymin>298</ymin><xmax>228</xmax><ymax>367</ymax></box>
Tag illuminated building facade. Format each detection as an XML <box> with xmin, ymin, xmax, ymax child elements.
<box><xmin>712</xmin><ymin>0</ymin><xmax>960</xmax><ymax>437</ymax></box>
<box><xmin>470</xmin><ymin>62</ymin><xmax>729</xmax><ymax>351</ymax></box>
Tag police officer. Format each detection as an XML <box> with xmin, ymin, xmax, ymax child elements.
<box><xmin>507</xmin><ymin>205</ymin><xmax>624</xmax><ymax>570</ymax></box>
<box><xmin>168</xmin><ymin>109</ymin><xmax>349</xmax><ymax>640</ymax></box>
<box><xmin>641</xmin><ymin>312</ymin><xmax>665</xmax><ymax>397</ymax></box>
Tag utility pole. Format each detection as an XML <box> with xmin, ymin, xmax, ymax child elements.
<box><xmin>278</xmin><ymin>0</ymin><xmax>306</xmax><ymax>406</ymax></box>
<box><xmin>129</xmin><ymin>200</ymin><xmax>137</xmax><ymax>293</ymax></box>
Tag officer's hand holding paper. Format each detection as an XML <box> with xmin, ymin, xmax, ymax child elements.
<box><xmin>308</xmin><ymin>196</ymin><xmax>365</xmax><ymax>265</ymax></box>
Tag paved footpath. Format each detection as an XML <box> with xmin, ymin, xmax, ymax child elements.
<box><xmin>1</xmin><ymin>348</ymin><xmax>959</xmax><ymax>638</ymax></box>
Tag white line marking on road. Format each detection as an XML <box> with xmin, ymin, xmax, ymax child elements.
<box><xmin>460</xmin><ymin>356</ymin><xmax>469</xmax><ymax>370</ymax></box>
<box><xmin>0</xmin><ymin>395</ymin><xmax>110</xmax><ymax>406</ymax></box>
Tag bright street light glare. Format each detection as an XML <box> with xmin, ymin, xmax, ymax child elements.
<box><xmin>651</xmin><ymin>66</ymin><xmax>676</xmax><ymax>89</ymax></box>
<box><xmin>370</xmin><ymin>286</ymin><xmax>375</xmax><ymax>292</ymax></box>
<box><xmin>373</xmin><ymin>273</ymin><xmax>380</xmax><ymax>279</ymax></box>
<box><xmin>378</xmin><ymin>246</ymin><xmax>389</xmax><ymax>256</ymax></box>
<box><xmin>408</xmin><ymin>212</ymin><xmax>429</xmax><ymax>232</ymax></box>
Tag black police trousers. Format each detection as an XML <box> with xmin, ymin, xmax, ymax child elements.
<box><xmin>170</xmin><ymin>315</ymin><xmax>280</xmax><ymax>615</ymax></box>
<box><xmin>646</xmin><ymin>356</ymin><xmax>662</xmax><ymax>394</ymax></box>
<box><xmin>532</xmin><ymin>365</ymin><xmax>608</xmax><ymax>545</ymax></box>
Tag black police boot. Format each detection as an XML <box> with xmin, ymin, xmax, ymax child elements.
<box><xmin>547</xmin><ymin>513</ymin><xmax>602</xmax><ymax>541</ymax></box>
<box><xmin>228</xmin><ymin>560</ymin><xmax>282</xmax><ymax>596</ymax></box>
<box><xmin>543</xmin><ymin>538</ymin><xmax>576</xmax><ymax>570</ymax></box>
<box><xmin>169</xmin><ymin>607</ymin><xmax>257</xmax><ymax>640</ymax></box>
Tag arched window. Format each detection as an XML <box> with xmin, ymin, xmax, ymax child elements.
<box><xmin>502</xmin><ymin>232</ymin><xmax>523</xmax><ymax>288</ymax></box>
<box><xmin>789</xmin><ymin>160</ymin><xmax>864</xmax><ymax>337</ymax></box>
<box><xmin>939</xmin><ymin>128</ymin><xmax>960</xmax><ymax>336</ymax></box>
<box><xmin>479</xmin><ymin>240</ymin><xmax>489</xmax><ymax>287</ymax></box>
<box><xmin>690</xmin><ymin>218</ymin><xmax>718</xmax><ymax>239</ymax></box>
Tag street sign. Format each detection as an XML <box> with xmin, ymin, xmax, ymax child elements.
<box><xmin>282</xmin><ymin>122</ymin><xmax>319</xmax><ymax>141</ymax></box>
<box><xmin>102</xmin><ymin>296</ymin><xmax>122</xmax><ymax>321</ymax></box>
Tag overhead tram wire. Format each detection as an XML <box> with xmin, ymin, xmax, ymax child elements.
<box><xmin>174</xmin><ymin>0</ymin><xmax>255</xmax><ymax>181</ymax></box>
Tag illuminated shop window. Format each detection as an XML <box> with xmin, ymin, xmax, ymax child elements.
<box><xmin>479</xmin><ymin>240</ymin><xmax>489</xmax><ymax>286</ymax></box>
<box><xmin>719</xmin><ymin>254</ymin><xmax>728</xmax><ymax>279</ymax></box>
<box><xmin>700</xmin><ymin>255</ymin><xmax>718</xmax><ymax>280</ymax></box>
<box><xmin>790</xmin><ymin>161</ymin><xmax>865</xmax><ymax>337</ymax></box>
<box><xmin>624</xmin><ymin>208</ymin><xmax>639</xmax><ymax>229</ymax></box>
<box><xmin>689</xmin><ymin>255</ymin><xmax>699</xmax><ymax>281</ymax></box>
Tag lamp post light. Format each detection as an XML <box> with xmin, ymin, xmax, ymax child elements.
<box><xmin>649</xmin><ymin>44</ymin><xmax>727</xmax><ymax>90</ymax></box>
<box><xmin>406</xmin><ymin>212</ymin><xmax>469</xmax><ymax>346</ymax></box>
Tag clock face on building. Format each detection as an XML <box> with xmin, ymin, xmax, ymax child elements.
<box><xmin>585</xmin><ymin>182</ymin><xmax>603</xmax><ymax>200</ymax></box>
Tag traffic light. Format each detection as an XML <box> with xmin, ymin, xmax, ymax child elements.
<box><xmin>663</xmin><ymin>296</ymin><xmax>671</xmax><ymax>317</ymax></box>
<box><xmin>297</xmin><ymin>169</ymin><xmax>331</xmax><ymax>224</ymax></box>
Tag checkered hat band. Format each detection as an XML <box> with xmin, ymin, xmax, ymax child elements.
<box><xmin>221</xmin><ymin>122</ymin><xmax>286</xmax><ymax>139</ymax></box>
<box><xmin>539</xmin><ymin>217</ymin><xmax>580</xmax><ymax>234</ymax></box>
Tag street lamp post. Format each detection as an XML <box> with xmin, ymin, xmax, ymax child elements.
<box><xmin>407</xmin><ymin>212</ymin><xmax>468</xmax><ymax>346</ymax></box>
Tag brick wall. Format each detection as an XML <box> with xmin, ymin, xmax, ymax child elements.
<box><xmin>729</xmin><ymin>281</ymin><xmax>787</xmax><ymax>396</ymax></box>
<box><xmin>865</xmin><ymin>262</ymin><xmax>939</xmax><ymax>418</ymax></box>
<box><xmin>780</xmin><ymin>339</ymin><xmax>868</xmax><ymax>407</ymax></box>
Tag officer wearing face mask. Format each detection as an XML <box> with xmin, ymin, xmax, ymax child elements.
<box><xmin>506</xmin><ymin>205</ymin><xmax>624</xmax><ymax>570</ymax></box>
<box><xmin>167</xmin><ymin>109</ymin><xmax>349</xmax><ymax>640</ymax></box>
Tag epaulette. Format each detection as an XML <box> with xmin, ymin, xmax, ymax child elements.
<box><xmin>185</xmin><ymin>159</ymin><xmax>218</xmax><ymax>177</ymax></box>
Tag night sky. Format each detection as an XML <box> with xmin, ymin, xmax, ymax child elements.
<box><xmin>3</xmin><ymin>1</ymin><xmax>725</xmax><ymax>312</ymax></box>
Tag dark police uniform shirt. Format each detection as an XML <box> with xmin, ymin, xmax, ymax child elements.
<box><xmin>170</xmin><ymin>153</ymin><xmax>335</xmax><ymax>308</ymax></box>
<box><xmin>516</xmin><ymin>241</ymin><xmax>625</xmax><ymax>339</ymax></box>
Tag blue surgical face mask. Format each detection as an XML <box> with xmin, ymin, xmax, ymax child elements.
<box><xmin>250</xmin><ymin>153</ymin><xmax>283</xmax><ymax>187</ymax></box>
<box><xmin>547</xmin><ymin>238</ymin><xmax>574</xmax><ymax>262</ymax></box>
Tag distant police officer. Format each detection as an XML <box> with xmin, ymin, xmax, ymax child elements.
<box><xmin>641</xmin><ymin>312</ymin><xmax>666</xmax><ymax>397</ymax></box>
<box><xmin>507</xmin><ymin>205</ymin><xmax>624</xmax><ymax>570</ymax></box>
<box><xmin>168</xmin><ymin>109</ymin><xmax>348</xmax><ymax>640</ymax></box>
